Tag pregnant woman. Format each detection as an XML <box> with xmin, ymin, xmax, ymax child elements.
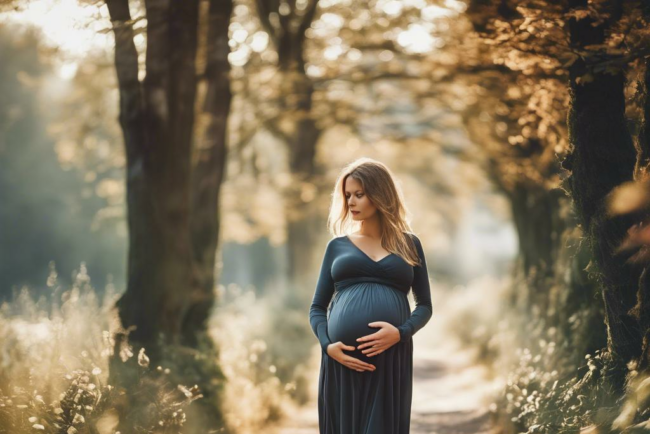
<box><xmin>309</xmin><ymin>157</ymin><xmax>433</xmax><ymax>434</ymax></box>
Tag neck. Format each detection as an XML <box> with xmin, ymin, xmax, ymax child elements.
<box><xmin>358</xmin><ymin>214</ymin><xmax>382</xmax><ymax>238</ymax></box>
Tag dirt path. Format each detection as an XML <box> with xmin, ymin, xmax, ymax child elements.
<box><xmin>408</xmin><ymin>343</ymin><xmax>497</xmax><ymax>434</ymax></box>
<box><xmin>273</xmin><ymin>309</ymin><xmax>501</xmax><ymax>434</ymax></box>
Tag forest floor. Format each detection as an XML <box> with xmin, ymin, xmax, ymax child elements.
<box><xmin>272</xmin><ymin>289</ymin><xmax>503</xmax><ymax>434</ymax></box>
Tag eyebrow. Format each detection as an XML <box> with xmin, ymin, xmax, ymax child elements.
<box><xmin>345</xmin><ymin>190</ymin><xmax>363</xmax><ymax>194</ymax></box>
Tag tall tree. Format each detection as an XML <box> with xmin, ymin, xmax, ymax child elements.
<box><xmin>255</xmin><ymin>0</ymin><xmax>323</xmax><ymax>287</ymax></box>
<box><xmin>562</xmin><ymin>0</ymin><xmax>642</xmax><ymax>390</ymax></box>
<box><xmin>461</xmin><ymin>1</ymin><xmax>650</xmax><ymax>429</ymax></box>
<box><xmin>460</xmin><ymin>0</ymin><xmax>590</xmax><ymax>334</ymax></box>
<box><xmin>464</xmin><ymin>0</ymin><xmax>650</xmax><ymax>381</ymax></box>
<box><xmin>104</xmin><ymin>0</ymin><xmax>232</xmax><ymax>431</ymax></box>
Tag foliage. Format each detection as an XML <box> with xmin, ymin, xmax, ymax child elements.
<box><xmin>0</xmin><ymin>367</ymin><xmax>120</xmax><ymax>434</ymax></box>
<box><xmin>494</xmin><ymin>326</ymin><xmax>622</xmax><ymax>434</ymax></box>
<box><xmin>208</xmin><ymin>280</ymin><xmax>313</xmax><ymax>433</ymax></box>
<box><xmin>0</xmin><ymin>265</ymin><xmax>205</xmax><ymax>434</ymax></box>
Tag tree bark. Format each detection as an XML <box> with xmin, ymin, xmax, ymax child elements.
<box><xmin>184</xmin><ymin>0</ymin><xmax>232</xmax><ymax>347</ymax></box>
<box><xmin>508</xmin><ymin>183</ymin><xmax>566</xmax><ymax>315</ymax></box>
<box><xmin>105</xmin><ymin>0</ymin><xmax>231</xmax><ymax>431</ymax></box>
<box><xmin>108</xmin><ymin>0</ymin><xmax>200</xmax><ymax>358</ymax></box>
<box><xmin>562</xmin><ymin>0</ymin><xmax>642</xmax><ymax>388</ymax></box>
<box><xmin>632</xmin><ymin>8</ymin><xmax>650</xmax><ymax>371</ymax></box>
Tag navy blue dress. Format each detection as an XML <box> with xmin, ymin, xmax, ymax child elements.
<box><xmin>309</xmin><ymin>233</ymin><xmax>433</xmax><ymax>434</ymax></box>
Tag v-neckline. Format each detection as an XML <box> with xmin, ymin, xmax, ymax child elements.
<box><xmin>344</xmin><ymin>235</ymin><xmax>394</xmax><ymax>264</ymax></box>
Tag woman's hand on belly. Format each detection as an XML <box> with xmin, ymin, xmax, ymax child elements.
<box><xmin>356</xmin><ymin>321</ymin><xmax>401</xmax><ymax>357</ymax></box>
<box><xmin>326</xmin><ymin>342</ymin><xmax>377</xmax><ymax>372</ymax></box>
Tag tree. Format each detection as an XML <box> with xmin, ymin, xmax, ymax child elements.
<box><xmin>104</xmin><ymin>0</ymin><xmax>233</xmax><ymax>431</ymax></box>
<box><xmin>460</xmin><ymin>0</ymin><xmax>650</xmax><ymax>429</ymax></box>
<box><xmin>253</xmin><ymin>0</ymin><xmax>324</xmax><ymax>287</ymax></box>
<box><xmin>562</xmin><ymin>0</ymin><xmax>641</xmax><ymax>390</ymax></box>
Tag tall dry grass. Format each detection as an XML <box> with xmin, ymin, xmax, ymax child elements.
<box><xmin>0</xmin><ymin>261</ymin><xmax>316</xmax><ymax>433</ymax></box>
<box><xmin>208</xmin><ymin>279</ymin><xmax>320</xmax><ymax>434</ymax></box>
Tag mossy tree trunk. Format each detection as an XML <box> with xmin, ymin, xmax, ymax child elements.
<box><xmin>631</xmin><ymin>6</ymin><xmax>650</xmax><ymax>372</ymax></box>
<box><xmin>561</xmin><ymin>0</ymin><xmax>642</xmax><ymax>391</ymax></box>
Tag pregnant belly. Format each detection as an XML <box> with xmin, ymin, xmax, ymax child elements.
<box><xmin>327</xmin><ymin>283</ymin><xmax>410</xmax><ymax>362</ymax></box>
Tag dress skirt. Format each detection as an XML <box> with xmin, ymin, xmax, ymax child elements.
<box><xmin>317</xmin><ymin>278</ymin><xmax>414</xmax><ymax>434</ymax></box>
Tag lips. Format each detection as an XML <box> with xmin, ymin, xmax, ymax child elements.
<box><xmin>351</xmin><ymin>211</ymin><xmax>360</xmax><ymax>214</ymax></box>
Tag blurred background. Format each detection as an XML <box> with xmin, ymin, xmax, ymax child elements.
<box><xmin>2</xmin><ymin>1</ymin><xmax>650</xmax><ymax>433</ymax></box>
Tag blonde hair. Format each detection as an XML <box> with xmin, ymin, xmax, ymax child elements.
<box><xmin>327</xmin><ymin>157</ymin><xmax>421</xmax><ymax>267</ymax></box>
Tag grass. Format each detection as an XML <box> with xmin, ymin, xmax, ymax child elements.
<box><xmin>0</xmin><ymin>261</ymin><xmax>313</xmax><ymax>434</ymax></box>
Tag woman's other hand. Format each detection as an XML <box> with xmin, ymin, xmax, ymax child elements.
<box><xmin>326</xmin><ymin>342</ymin><xmax>377</xmax><ymax>372</ymax></box>
<box><xmin>356</xmin><ymin>321</ymin><xmax>400</xmax><ymax>357</ymax></box>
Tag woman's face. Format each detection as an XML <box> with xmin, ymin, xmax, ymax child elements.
<box><xmin>345</xmin><ymin>176</ymin><xmax>377</xmax><ymax>221</ymax></box>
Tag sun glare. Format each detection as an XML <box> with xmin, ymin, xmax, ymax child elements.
<box><xmin>397</xmin><ymin>23</ymin><xmax>442</xmax><ymax>54</ymax></box>
<box><xmin>1</xmin><ymin>0</ymin><xmax>112</xmax><ymax>78</ymax></box>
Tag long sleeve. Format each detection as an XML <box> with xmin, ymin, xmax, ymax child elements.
<box><xmin>309</xmin><ymin>239</ymin><xmax>336</xmax><ymax>353</ymax></box>
<box><xmin>397</xmin><ymin>234</ymin><xmax>433</xmax><ymax>342</ymax></box>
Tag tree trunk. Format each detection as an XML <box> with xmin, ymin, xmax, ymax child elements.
<box><xmin>632</xmin><ymin>38</ymin><xmax>650</xmax><ymax>372</ymax></box>
<box><xmin>283</xmin><ymin>76</ymin><xmax>324</xmax><ymax>288</ymax></box>
<box><xmin>107</xmin><ymin>0</ymin><xmax>199</xmax><ymax>359</ymax></box>
<box><xmin>280</xmin><ymin>11</ymin><xmax>324</xmax><ymax>289</ymax></box>
<box><xmin>255</xmin><ymin>0</ymin><xmax>325</xmax><ymax>287</ymax></box>
<box><xmin>508</xmin><ymin>183</ymin><xmax>566</xmax><ymax>315</ymax></box>
<box><xmin>184</xmin><ymin>0</ymin><xmax>231</xmax><ymax>347</ymax></box>
<box><xmin>105</xmin><ymin>0</ymin><xmax>231</xmax><ymax>431</ymax></box>
<box><xmin>562</xmin><ymin>0</ymin><xmax>642</xmax><ymax>389</ymax></box>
